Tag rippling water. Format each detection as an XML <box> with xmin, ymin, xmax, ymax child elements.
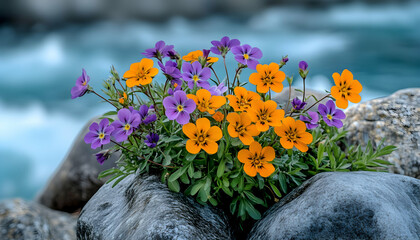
<box><xmin>1</xmin><ymin>2</ymin><xmax>419</xmax><ymax>200</ymax></box>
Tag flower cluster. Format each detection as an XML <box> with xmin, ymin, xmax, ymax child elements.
<box><xmin>72</xmin><ymin>36</ymin><xmax>395</xmax><ymax>223</ymax></box>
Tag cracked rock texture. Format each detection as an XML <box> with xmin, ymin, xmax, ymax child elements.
<box><xmin>344</xmin><ymin>88</ymin><xmax>420</xmax><ymax>178</ymax></box>
<box><xmin>36</xmin><ymin>118</ymin><xmax>119</xmax><ymax>213</ymax></box>
<box><xmin>77</xmin><ymin>174</ymin><xmax>234</xmax><ymax>240</ymax></box>
<box><xmin>248</xmin><ymin>171</ymin><xmax>420</xmax><ymax>240</ymax></box>
<box><xmin>0</xmin><ymin>198</ymin><xmax>77</xmax><ymax>240</ymax></box>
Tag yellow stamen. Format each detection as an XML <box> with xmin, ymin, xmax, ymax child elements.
<box><xmin>243</xmin><ymin>54</ymin><xmax>249</xmax><ymax>60</ymax></box>
<box><xmin>327</xmin><ymin>114</ymin><xmax>333</xmax><ymax>120</ymax></box>
<box><xmin>124</xmin><ymin>124</ymin><xmax>131</xmax><ymax>131</ymax></box>
<box><xmin>82</xmin><ymin>81</ymin><xmax>87</xmax><ymax>86</ymax></box>
<box><xmin>193</xmin><ymin>75</ymin><xmax>199</xmax><ymax>82</ymax></box>
<box><xmin>98</xmin><ymin>133</ymin><xmax>105</xmax><ymax>139</ymax></box>
<box><xmin>177</xmin><ymin>105</ymin><xmax>184</xmax><ymax>112</ymax></box>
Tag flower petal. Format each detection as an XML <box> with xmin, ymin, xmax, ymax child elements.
<box><xmin>262</xmin><ymin>146</ymin><xmax>275</xmax><ymax>162</ymax></box>
<box><xmin>183</xmin><ymin>123</ymin><xmax>198</xmax><ymax>139</ymax></box>
<box><xmin>243</xmin><ymin>163</ymin><xmax>257</xmax><ymax>177</ymax></box>
<box><xmin>249</xmin><ymin>141</ymin><xmax>262</xmax><ymax>155</ymax></box>
<box><xmin>280</xmin><ymin>138</ymin><xmax>293</xmax><ymax>149</ymax></box>
<box><xmin>206</xmin><ymin>126</ymin><xmax>223</xmax><ymax>141</ymax></box>
<box><xmin>202</xmin><ymin>140</ymin><xmax>218</xmax><ymax>154</ymax></box>
<box><xmin>186</xmin><ymin>139</ymin><xmax>201</xmax><ymax>154</ymax></box>
<box><xmin>196</xmin><ymin>118</ymin><xmax>210</xmax><ymax>132</ymax></box>
<box><xmin>258</xmin><ymin>163</ymin><xmax>275</xmax><ymax>178</ymax></box>
<box><xmin>176</xmin><ymin>111</ymin><xmax>190</xmax><ymax>125</ymax></box>
<box><xmin>238</xmin><ymin>149</ymin><xmax>250</xmax><ymax>164</ymax></box>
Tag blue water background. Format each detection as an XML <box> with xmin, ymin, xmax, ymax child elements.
<box><xmin>0</xmin><ymin>2</ymin><xmax>419</xmax><ymax>199</ymax></box>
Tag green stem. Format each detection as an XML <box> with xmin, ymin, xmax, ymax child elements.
<box><xmin>303</xmin><ymin>94</ymin><xmax>331</xmax><ymax>113</ymax></box>
<box><xmin>210</xmin><ymin>66</ymin><xmax>221</xmax><ymax>84</ymax></box>
<box><xmin>223</xmin><ymin>56</ymin><xmax>230</xmax><ymax>92</ymax></box>
<box><xmin>92</xmin><ymin>90</ymin><xmax>119</xmax><ymax>109</ymax></box>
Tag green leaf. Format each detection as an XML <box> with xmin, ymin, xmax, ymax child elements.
<box><xmin>217</xmin><ymin>140</ymin><xmax>225</xmax><ymax>159</ymax></box>
<box><xmin>103</xmin><ymin>111</ymin><xmax>117</xmax><ymax>116</ymax></box>
<box><xmin>168</xmin><ymin>166</ymin><xmax>188</xmax><ymax>182</ymax></box>
<box><xmin>168</xmin><ymin>179</ymin><xmax>180</xmax><ymax>192</ymax></box>
<box><xmin>209</xmin><ymin>197</ymin><xmax>218</xmax><ymax>206</ymax></box>
<box><xmin>186</xmin><ymin>153</ymin><xmax>197</xmax><ymax>162</ymax></box>
<box><xmin>278</xmin><ymin>173</ymin><xmax>287</xmax><ymax>193</ymax></box>
<box><xmin>180</xmin><ymin>172</ymin><xmax>190</xmax><ymax>184</ymax></box>
<box><xmin>190</xmin><ymin>181</ymin><xmax>204</xmax><ymax>195</ymax></box>
<box><xmin>222</xmin><ymin>186</ymin><xmax>233</xmax><ymax>197</ymax></box>
<box><xmin>217</xmin><ymin>159</ymin><xmax>226</xmax><ymax>178</ymax></box>
<box><xmin>244</xmin><ymin>191</ymin><xmax>264</xmax><ymax>205</ymax></box>
<box><xmin>244</xmin><ymin>200</ymin><xmax>261</xmax><ymax>220</ymax></box>
<box><xmin>269</xmin><ymin>182</ymin><xmax>282</xmax><ymax>197</ymax></box>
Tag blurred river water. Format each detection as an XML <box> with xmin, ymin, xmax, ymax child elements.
<box><xmin>0</xmin><ymin>2</ymin><xmax>419</xmax><ymax>199</ymax></box>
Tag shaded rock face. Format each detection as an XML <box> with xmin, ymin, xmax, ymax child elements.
<box><xmin>344</xmin><ymin>88</ymin><xmax>420</xmax><ymax>178</ymax></box>
<box><xmin>248</xmin><ymin>171</ymin><xmax>420</xmax><ymax>240</ymax></box>
<box><xmin>272</xmin><ymin>87</ymin><xmax>328</xmax><ymax>113</ymax></box>
<box><xmin>0</xmin><ymin>198</ymin><xmax>77</xmax><ymax>240</ymax></box>
<box><xmin>77</xmin><ymin>175</ymin><xmax>234</xmax><ymax>240</ymax></box>
<box><xmin>36</xmin><ymin>118</ymin><xmax>119</xmax><ymax>213</ymax></box>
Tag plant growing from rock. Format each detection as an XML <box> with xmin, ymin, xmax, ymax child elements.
<box><xmin>71</xmin><ymin>37</ymin><xmax>396</xmax><ymax>225</ymax></box>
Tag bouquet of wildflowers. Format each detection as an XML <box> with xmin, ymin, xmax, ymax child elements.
<box><xmin>71</xmin><ymin>37</ymin><xmax>395</xmax><ymax>222</ymax></box>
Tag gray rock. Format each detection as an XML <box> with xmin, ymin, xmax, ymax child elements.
<box><xmin>36</xmin><ymin>118</ymin><xmax>119</xmax><ymax>213</ymax></box>
<box><xmin>0</xmin><ymin>198</ymin><xmax>77</xmax><ymax>240</ymax></box>
<box><xmin>77</xmin><ymin>174</ymin><xmax>234</xmax><ymax>240</ymax></box>
<box><xmin>344</xmin><ymin>88</ymin><xmax>420</xmax><ymax>178</ymax></box>
<box><xmin>272</xmin><ymin>87</ymin><xmax>328</xmax><ymax>113</ymax></box>
<box><xmin>248</xmin><ymin>171</ymin><xmax>420</xmax><ymax>240</ymax></box>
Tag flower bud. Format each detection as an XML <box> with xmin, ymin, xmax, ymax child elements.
<box><xmin>299</xmin><ymin>61</ymin><xmax>309</xmax><ymax>79</ymax></box>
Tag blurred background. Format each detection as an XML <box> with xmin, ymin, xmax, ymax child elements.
<box><xmin>0</xmin><ymin>0</ymin><xmax>419</xmax><ymax>200</ymax></box>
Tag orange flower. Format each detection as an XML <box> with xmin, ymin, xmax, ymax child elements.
<box><xmin>249</xmin><ymin>63</ymin><xmax>286</xmax><ymax>93</ymax></box>
<box><xmin>183</xmin><ymin>118</ymin><xmax>223</xmax><ymax>154</ymax></box>
<box><xmin>274</xmin><ymin>117</ymin><xmax>313</xmax><ymax>152</ymax></box>
<box><xmin>227</xmin><ymin>112</ymin><xmax>260</xmax><ymax>145</ymax></box>
<box><xmin>187</xmin><ymin>89</ymin><xmax>226</xmax><ymax>114</ymax></box>
<box><xmin>212</xmin><ymin>111</ymin><xmax>224</xmax><ymax>122</ymax></box>
<box><xmin>330</xmin><ymin>69</ymin><xmax>362</xmax><ymax>109</ymax></box>
<box><xmin>123</xmin><ymin>58</ymin><xmax>158</xmax><ymax>88</ymax></box>
<box><xmin>247</xmin><ymin>100</ymin><xmax>284</xmax><ymax>132</ymax></box>
<box><xmin>119</xmin><ymin>92</ymin><xmax>127</xmax><ymax>104</ymax></box>
<box><xmin>226</xmin><ymin>87</ymin><xmax>261</xmax><ymax>112</ymax></box>
<box><xmin>238</xmin><ymin>141</ymin><xmax>275</xmax><ymax>177</ymax></box>
<box><xmin>182</xmin><ymin>50</ymin><xmax>218</xmax><ymax>63</ymax></box>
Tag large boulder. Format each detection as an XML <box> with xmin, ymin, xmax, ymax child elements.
<box><xmin>77</xmin><ymin>174</ymin><xmax>234</xmax><ymax>240</ymax></box>
<box><xmin>36</xmin><ymin>118</ymin><xmax>119</xmax><ymax>213</ymax></box>
<box><xmin>0</xmin><ymin>198</ymin><xmax>77</xmax><ymax>240</ymax></box>
<box><xmin>248</xmin><ymin>171</ymin><xmax>420</xmax><ymax>240</ymax></box>
<box><xmin>344</xmin><ymin>88</ymin><xmax>420</xmax><ymax>178</ymax></box>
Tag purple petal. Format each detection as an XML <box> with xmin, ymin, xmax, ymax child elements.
<box><xmin>220</xmin><ymin>36</ymin><xmax>229</xmax><ymax>46</ymax></box>
<box><xmin>71</xmin><ymin>86</ymin><xmax>87</xmax><ymax>99</ymax></box>
<box><xmin>231</xmin><ymin>46</ymin><xmax>243</xmax><ymax>55</ymax></box>
<box><xmin>176</xmin><ymin>111</ymin><xmax>190</xmax><ymax>125</ymax></box>
<box><xmin>90</xmin><ymin>139</ymin><xmax>102</xmax><ymax>149</ymax></box>
<box><xmin>333</xmin><ymin>109</ymin><xmax>346</xmax><ymax>119</ymax></box>
<box><xmin>210</xmin><ymin>46</ymin><xmax>221</xmax><ymax>55</ymax></box>
<box><xmin>89</xmin><ymin>122</ymin><xmax>99</xmax><ymax>132</ymax></box>
<box><xmin>101</xmin><ymin>135</ymin><xmax>111</xmax><ymax>145</ymax></box>
<box><xmin>234</xmin><ymin>55</ymin><xmax>246</xmax><ymax>65</ymax></box>
<box><xmin>155</xmin><ymin>40</ymin><xmax>165</xmax><ymax>50</ymax></box>
<box><xmin>163</xmin><ymin>96</ymin><xmax>178</xmax><ymax>110</ymax></box>
<box><xmin>228</xmin><ymin>39</ymin><xmax>240</xmax><ymax>48</ymax></box>
<box><xmin>318</xmin><ymin>104</ymin><xmax>328</xmax><ymax>117</ymax></box>
<box><xmin>183</xmin><ymin>99</ymin><xmax>197</xmax><ymax>113</ymax></box>
<box><xmin>323</xmin><ymin>116</ymin><xmax>334</xmax><ymax>127</ymax></box>
<box><xmin>143</xmin><ymin>114</ymin><xmax>157</xmax><ymax>125</ymax></box>
<box><xmin>182</xmin><ymin>61</ymin><xmax>194</xmax><ymax>74</ymax></box>
<box><xmin>113</xmin><ymin>130</ymin><xmax>128</xmax><ymax>142</ymax></box>
<box><xmin>246</xmin><ymin>59</ymin><xmax>259</xmax><ymax>70</ymax></box>
<box><xmin>326</xmin><ymin>100</ymin><xmax>336</xmax><ymax>113</ymax></box>
<box><xmin>130</xmin><ymin>114</ymin><xmax>141</xmax><ymax>128</ymax></box>
<box><xmin>307</xmin><ymin>111</ymin><xmax>319</xmax><ymax>123</ymax></box>
<box><xmin>306</xmin><ymin>123</ymin><xmax>319</xmax><ymax>130</ymax></box>
<box><xmin>242</xmin><ymin>44</ymin><xmax>252</xmax><ymax>53</ymax></box>
<box><xmin>300</xmin><ymin>115</ymin><xmax>311</xmax><ymax>122</ymax></box>
<box><xmin>249</xmin><ymin>47</ymin><xmax>262</xmax><ymax>59</ymax></box>
<box><xmin>117</xmin><ymin>109</ymin><xmax>131</xmax><ymax>124</ymax></box>
<box><xmin>331</xmin><ymin>119</ymin><xmax>343</xmax><ymax>128</ymax></box>
<box><xmin>99</xmin><ymin>118</ymin><xmax>110</xmax><ymax>131</ymax></box>
<box><xmin>139</xmin><ymin>105</ymin><xmax>149</xmax><ymax>118</ymax></box>
<box><xmin>211</xmin><ymin>40</ymin><xmax>222</xmax><ymax>47</ymax></box>
<box><xmin>84</xmin><ymin>132</ymin><xmax>97</xmax><ymax>144</ymax></box>
<box><xmin>187</xmin><ymin>80</ymin><xmax>195</xmax><ymax>89</ymax></box>
<box><xmin>166</xmin><ymin>108</ymin><xmax>179</xmax><ymax>120</ymax></box>
<box><xmin>299</xmin><ymin>61</ymin><xmax>308</xmax><ymax>71</ymax></box>
<box><xmin>191</xmin><ymin>61</ymin><xmax>202</xmax><ymax>73</ymax></box>
<box><xmin>158</xmin><ymin>61</ymin><xmax>165</xmax><ymax>69</ymax></box>
<box><xmin>173</xmin><ymin>90</ymin><xmax>187</xmax><ymax>105</ymax></box>
<box><xmin>104</xmin><ymin>125</ymin><xmax>115</xmax><ymax>135</ymax></box>
<box><xmin>197</xmin><ymin>80</ymin><xmax>210</xmax><ymax>89</ymax></box>
<box><xmin>199</xmin><ymin>67</ymin><xmax>211</xmax><ymax>80</ymax></box>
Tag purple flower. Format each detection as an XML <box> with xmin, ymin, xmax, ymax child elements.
<box><xmin>71</xmin><ymin>68</ymin><xmax>90</xmax><ymax>99</ymax></box>
<box><xmin>291</xmin><ymin>97</ymin><xmax>307</xmax><ymax>111</ymax></box>
<box><xmin>300</xmin><ymin>111</ymin><xmax>319</xmax><ymax>130</ymax></box>
<box><xmin>158</xmin><ymin>60</ymin><xmax>182</xmax><ymax>86</ymax></box>
<box><xmin>84</xmin><ymin>118</ymin><xmax>114</xmax><ymax>149</ymax></box>
<box><xmin>168</xmin><ymin>85</ymin><xmax>182</xmax><ymax>95</ymax></box>
<box><xmin>138</xmin><ymin>104</ymin><xmax>156</xmax><ymax>125</ymax></box>
<box><xmin>95</xmin><ymin>150</ymin><xmax>111</xmax><ymax>165</ymax></box>
<box><xmin>167</xmin><ymin>49</ymin><xmax>180</xmax><ymax>60</ymax></box>
<box><xmin>204</xmin><ymin>82</ymin><xmax>228</xmax><ymax>96</ymax></box>
<box><xmin>210</xmin><ymin>36</ymin><xmax>240</xmax><ymax>56</ymax></box>
<box><xmin>163</xmin><ymin>90</ymin><xmax>196</xmax><ymax>125</ymax></box>
<box><xmin>318</xmin><ymin>100</ymin><xmax>346</xmax><ymax>128</ymax></box>
<box><xmin>145</xmin><ymin>133</ymin><xmax>159</xmax><ymax>148</ymax></box>
<box><xmin>181</xmin><ymin>61</ymin><xmax>211</xmax><ymax>89</ymax></box>
<box><xmin>111</xmin><ymin>108</ymin><xmax>141</xmax><ymax>142</ymax></box>
<box><xmin>281</xmin><ymin>56</ymin><xmax>289</xmax><ymax>63</ymax></box>
<box><xmin>299</xmin><ymin>61</ymin><xmax>308</xmax><ymax>71</ymax></box>
<box><xmin>142</xmin><ymin>41</ymin><xmax>174</xmax><ymax>59</ymax></box>
<box><xmin>231</xmin><ymin>44</ymin><xmax>262</xmax><ymax>70</ymax></box>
